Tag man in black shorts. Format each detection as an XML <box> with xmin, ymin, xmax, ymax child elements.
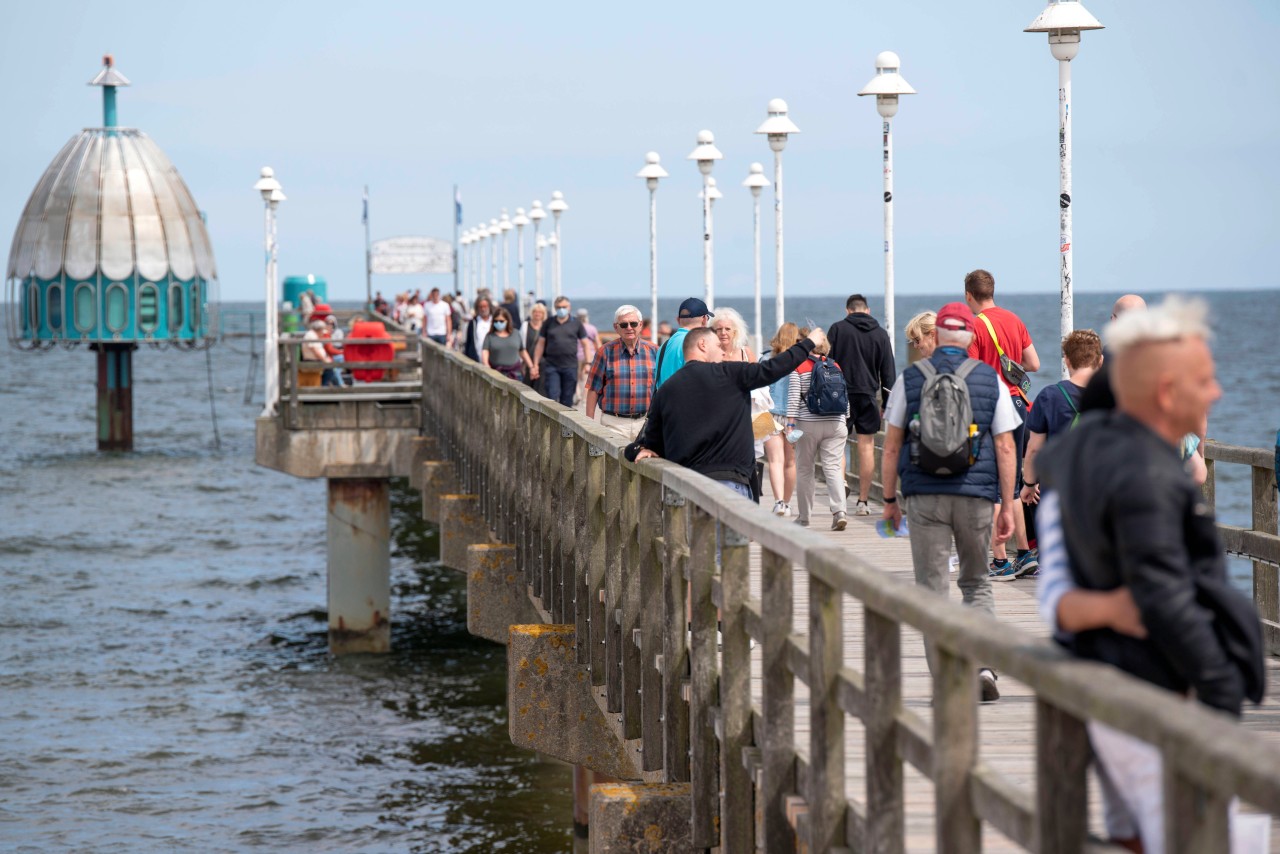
<box><xmin>826</xmin><ymin>294</ymin><xmax>895</xmax><ymax>515</ymax></box>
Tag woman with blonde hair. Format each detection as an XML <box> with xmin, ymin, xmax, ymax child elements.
<box><xmin>711</xmin><ymin>307</ymin><xmax>755</xmax><ymax>363</ymax></box>
<box><xmin>760</xmin><ymin>322</ymin><xmax>801</xmax><ymax>515</ymax></box>
<box><xmin>905</xmin><ymin>311</ymin><xmax>937</xmax><ymax>359</ymax></box>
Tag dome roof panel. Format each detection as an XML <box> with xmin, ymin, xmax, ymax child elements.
<box><xmin>8</xmin><ymin>135</ymin><xmax>79</xmax><ymax>280</ymax></box>
<box><xmin>99</xmin><ymin>136</ymin><xmax>134</xmax><ymax>282</ymax></box>
<box><xmin>64</xmin><ymin>135</ymin><xmax>103</xmax><ymax>281</ymax></box>
<box><xmin>135</xmin><ymin>135</ymin><xmax>194</xmax><ymax>281</ymax></box>
<box><xmin>34</xmin><ymin>133</ymin><xmax>92</xmax><ymax>280</ymax></box>
<box><xmin>122</xmin><ymin>136</ymin><xmax>167</xmax><ymax>282</ymax></box>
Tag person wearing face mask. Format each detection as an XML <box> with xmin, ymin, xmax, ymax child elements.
<box><xmin>481</xmin><ymin>307</ymin><xmax>533</xmax><ymax>381</ymax></box>
<box><xmin>462</xmin><ymin>297</ymin><xmax>494</xmax><ymax>362</ymax></box>
<box><xmin>531</xmin><ymin>296</ymin><xmax>594</xmax><ymax>407</ymax></box>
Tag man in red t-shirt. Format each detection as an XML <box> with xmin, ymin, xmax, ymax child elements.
<box><xmin>963</xmin><ymin>269</ymin><xmax>1041</xmax><ymax>580</ymax></box>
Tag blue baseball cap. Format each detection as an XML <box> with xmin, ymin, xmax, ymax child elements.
<box><xmin>678</xmin><ymin>297</ymin><xmax>713</xmax><ymax>319</ymax></box>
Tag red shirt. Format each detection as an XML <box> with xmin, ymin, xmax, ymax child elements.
<box><xmin>967</xmin><ymin>305</ymin><xmax>1032</xmax><ymax>397</ymax></box>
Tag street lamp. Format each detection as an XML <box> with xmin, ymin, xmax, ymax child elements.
<box><xmin>488</xmin><ymin>218</ymin><xmax>500</xmax><ymax>297</ymax></box>
<box><xmin>466</xmin><ymin>229</ymin><xmax>477</xmax><ymax>299</ymax></box>
<box><xmin>528</xmin><ymin>200</ymin><xmax>547</xmax><ymax>301</ymax></box>
<box><xmin>458</xmin><ymin>231</ymin><xmax>469</xmax><ymax>299</ymax></box>
<box><xmin>1026</xmin><ymin>0</ymin><xmax>1104</xmax><ymax>366</ymax></box>
<box><xmin>687</xmin><ymin>129</ymin><xmax>724</xmax><ymax>308</ymax></box>
<box><xmin>252</xmin><ymin>166</ymin><xmax>285</xmax><ymax>416</ymax></box>
<box><xmin>637</xmin><ymin>152</ymin><xmax>669</xmax><ymax>343</ymax></box>
<box><xmin>858</xmin><ymin>53</ymin><xmax>915</xmax><ymax>355</ymax></box>
<box><xmin>499</xmin><ymin>210</ymin><xmax>513</xmax><ymax>296</ymax></box>
<box><xmin>546</xmin><ymin>232</ymin><xmax>559</xmax><ymax>297</ymax></box>
<box><xmin>474</xmin><ymin>225</ymin><xmax>487</xmax><ymax>295</ymax></box>
<box><xmin>547</xmin><ymin>191</ymin><xmax>568</xmax><ymax>298</ymax></box>
<box><xmin>743</xmin><ymin>162</ymin><xmax>771</xmax><ymax>353</ymax></box>
<box><xmin>512</xmin><ymin>207</ymin><xmax>529</xmax><ymax>300</ymax></box>
<box><xmin>754</xmin><ymin>99</ymin><xmax>800</xmax><ymax>331</ymax></box>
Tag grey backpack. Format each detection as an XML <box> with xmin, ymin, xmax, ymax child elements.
<box><xmin>911</xmin><ymin>358</ymin><xmax>981</xmax><ymax>476</ymax></box>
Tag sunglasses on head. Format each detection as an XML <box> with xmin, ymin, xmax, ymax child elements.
<box><xmin>616</xmin><ymin>321</ymin><xmax>640</xmax><ymax>329</ymax></box>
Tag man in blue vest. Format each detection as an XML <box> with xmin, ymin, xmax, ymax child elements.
<box><xmin>878</xmin><ymin>302</ymin><xmax>1020</xmax><ymax>701</ymax></box>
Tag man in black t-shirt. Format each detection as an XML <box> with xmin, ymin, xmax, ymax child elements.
<box><xmin>531</xmin><ymin>296</ymin><xmax>595</xmax><ymax>407</ymax></box>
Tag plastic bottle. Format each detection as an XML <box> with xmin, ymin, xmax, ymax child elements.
<box><xmin>909</xmin><ymin>414</ymin><xmax>921</xmax><ymax>466</ymax></box>
<box><xmin>968</xmin><ymin>423</ymin><xmax>979</xmax><ymax>465</ymax></box>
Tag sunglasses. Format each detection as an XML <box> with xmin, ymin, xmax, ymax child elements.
<box><xmin>908</xmin><ymin>337</ymin><xmax>921</xmax><ymax>348</ymax></box>
<box><xmin>616</xmin><ymin>321</ymin><xmax>640</xmax><ymax>329</ymax></box>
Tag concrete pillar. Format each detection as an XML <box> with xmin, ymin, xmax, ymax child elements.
<box><xmin>420</xmin><ymin>461</ymin><xmax>458</xmax><ymax>524</ymax></box>
<box><xmin>94</xmin><ymin>342</ymin><xmax>136</xmax><ymax>451</ymax></box>
<box><xmin>405</xmin><ymin>436</ymin><xmax>439</xmax><ymax>489</ymax></box>
<box><xmin>589</xmin><ymin>783</ymin><xmax>692</xmax><ymax>853</ymax></box>
<box><xmin>327</xmin><ymin>478</ymin><xmax>391</xmax><ymax>654</ymax></box>
<box><xmin>439</xmin><ymin>494</ymin><xmax>487</xmax><ymax>573</ymax></box>
<box><xmin>466</xmin><ymin>544</ymin><xmax>541</xmax><ymax>643</ymax></box>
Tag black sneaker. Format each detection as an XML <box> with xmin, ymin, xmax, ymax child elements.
<box><xmin>979</xmin><ymin>669</ymin><xmax>1000</xmax><ymax>703</ymax></box>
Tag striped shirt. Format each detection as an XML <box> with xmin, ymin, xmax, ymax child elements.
<box><xmin>786</xmin><ymin>357</ymin><xmax>849</xmax><ymax>423</ymax></box>
<box><xmin>587</xmin><ymin>337</ymin><xmax>659</xmax><ymax>416</ymax></box>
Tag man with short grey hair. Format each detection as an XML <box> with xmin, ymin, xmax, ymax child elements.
<box><xmin>585</xmin><ymin>305</ymin><xmax>658</xmax><ymax>440</ymax></box>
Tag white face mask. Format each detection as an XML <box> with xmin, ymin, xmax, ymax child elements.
<box><xmin>556</xmin><ymin>307</ymin><xmax>569</xmax><ymax>319</ymax></box>
<box><xmin>494</xmin><ymin>321</ymin><xmax>507</xmax><ymax>331</ymax></box>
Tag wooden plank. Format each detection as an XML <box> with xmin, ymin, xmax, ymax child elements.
<box><xmin>933</xmin><ymin>646</ymin><xmax>980</xmax><ymax>853</ymax></box>
<box><xmin>662</xmin><ymin>489</ymin><xmax>690</xmax><ymax>782</ymax></box>
<box><xmin>761</xmin><ymin>548</ymin><xmax>797</xmax><ymax>852</ymax></box>
<box><xmin>585</xmin><ymin>450</ymin><xmax>607</xmax><ymax>683</ymax></box>
<box><xmin>688</xmin><ymin>506</ymin><xmax>720</xmax><ymax>849</ymax></box>
<box><xmin>639</xmin><ymin>478</ymin><xmax>665</xmax><ymax>773</ymax></box>
<box><xmin>720</xmin><ymin>520</ymin><xmax>754</xmax><ymax>853</ymax></box>
<box><xmin>1165</xmin><ymin>761</ymin><xmax>1231</xmax><ymax>854</ymax></box>
<box><xmin>604</xmin><ymin>453</ymin><xmax>624</xmax><ymax>712</ymax></box>
<box><xmin>1255</xmin><ymin>465</ymin><xmax>1280</xmax><ymax>656</ymax></box>
<box><xmin>808</xmin><ymin>573</ymin><xmax>845</xmax><ymax>852</ymax></box>
<box><xmin>1035</xmin><ymin>698</ymin><xmax>1089</xmax><ymax>853</ymax></box>
<box><xmin>864</xmin><ymin>607</ymin><xmax>904</xmax><ymax>854</ymax></box>
<box><xmin>620</xmin><ymin>465</ymin><xmax>643</xmax><ymax>738</ymax></box>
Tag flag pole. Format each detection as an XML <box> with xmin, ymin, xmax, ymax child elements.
<box><xmin>453</xmin><ymin>185</ymin><xmax>461</xmax><ymax>296</ymax></box>
<box><xmin>363</xmin><ymin>185</ymin><xmax>372</xmax><ymax>312</ymax></box>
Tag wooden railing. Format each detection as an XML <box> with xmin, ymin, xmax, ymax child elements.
<box><xmin>276</xmin><ymin>332</ymin><xmax>422</xmax><ymax>430</ymax></box>
<box><xmin>420</xmin><ymin>338</ymin><xmax>1280</xmax><ymax>852</ymax></box>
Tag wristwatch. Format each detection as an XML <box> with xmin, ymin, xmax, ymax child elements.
<box><xmin>883</xmin><ymin>496</ymin><xmax>897</xmax><ymax>504</ymax></box>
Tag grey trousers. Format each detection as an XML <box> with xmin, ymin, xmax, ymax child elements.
<box><xmin>795</xmin><ymin>419</ymin><xmax>848</xmax><ymax>522</ymax></box>
<box><xmin>905</xmin><ymin>492</ymin><xmax>996</xmax><ymax>673</ymax></box>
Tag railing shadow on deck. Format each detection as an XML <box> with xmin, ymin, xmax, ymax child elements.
<box><xmin>420</xmin><ymin>338</ymin><xmax>1280</xmax><ymax>853</ymax></box>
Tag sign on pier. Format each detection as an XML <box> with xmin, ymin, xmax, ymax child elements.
<box><xmin>370</xmin><ymin>236</ymin><xmax>454</xmax><ymax>275</ymax></box>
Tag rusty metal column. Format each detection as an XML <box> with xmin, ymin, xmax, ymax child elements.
<box><xmin>94</xmin><ymin>343</ymin><xmax>135</xmax><ymax>451</ymax></box>
<box><xmin>327</xmin><ymin>478</ymin><xmax>391</xmax><ymax>654</ymax></box>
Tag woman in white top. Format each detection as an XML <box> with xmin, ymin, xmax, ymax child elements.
<box><xmin>786</xmin><ymin>337</ymin><xmax>850</xmax><ymax>530</ymax></box>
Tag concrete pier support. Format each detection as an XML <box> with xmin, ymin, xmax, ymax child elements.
<box><xmin>589</xmin><ymin>783</ymin><xmax>692</xmax><ymax>853</ymax></box>
<box><xmin>420</xmin><ymin>461</ymin><xmax>458</xmax><ymax>524</ymax></box>
<box><xmin>439</xmin><ymin>494</ymin><xmax>488</xmax><ymax>572</ymax></box>
<box><xmin>327</xmin><ymin>478</ymin><xmax>391</xmax><ymax>654</ymax></box>
<box><xmin>466</xmin><ymin>545</ymin><xmax>541</xmax><ymax>644</ymax></box>
<box><xmin>94</xmin><ymin>343</ymin><xmax>136</xmax><ymax>451</ymax></box>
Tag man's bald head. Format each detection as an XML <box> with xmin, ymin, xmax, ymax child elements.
<box><xmin>683</xmin><ymin>327</ymin><xmax>722</xmax><ymax>363</ymax></box>
<box><xmin>1111</xmin><ymin>294</ymin><xmax>1147</xmax><ymax>321</ymax></box>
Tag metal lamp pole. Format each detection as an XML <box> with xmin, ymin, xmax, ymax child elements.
<box><xmin>637</xmin><ymin>152</ymin><xmax>669</xmax><ymax>343</ymax></box>
<box><xmin>546</xmin><ymin>233</ymin><xmax>559</xmax><ymax>296</ymax></box>
<box><xmin>744</xmin><ymin>163</ymin><xmax>771</xmax><ymax>353</ymax></box>
<box><xmin>755</xmin><ymin>100</ymin><xmax>800</xmax><ymax>331</ymax></box>
<box><xmin>253</xmin><ymin>167</ymin><xmax>284</xmax><ymax>416</ymax></box>
<box><xmin>687</xmin><ymin>130</ymin><xmax>724</xmax><ymax>309</ymax></box>
<box><xmin>548</xmin><ymin>191</ymin><xmax>568</xmax><ymax>298</ymax></box>
<box><xmin>513</xmin><ymin>208</ymin><xmax>529</xmax><ymax>298</ymax></box>
<box><xmin>1026</xmin><ymin>0</ymin><xmax>1104</xmax><ymax>373</ymax></box>
<box><xmin>488</xmin><ymin>219</ymin><xmax>500</xmax><ymax>296</ymax></box>
<box><xmin>859</xmin><ymin>54</ymin><xmax>915</xmax><ymax>354</ymax></box>
<box><xmin>499</xmin><ymin>211</ymin><xmax>512</xmax><ymax>295</ymax></box>
<box><xmin>475</xmin><ymin>225</ymin><xmax>487</xmax><ymax>296</ymax></box>
<box><xmin>528</xmin><ymin>200</ymin><xmax>547</xmax><ymax>301</ymax></box>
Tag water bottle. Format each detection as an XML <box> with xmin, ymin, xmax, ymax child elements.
<box><xmin>909</xmin><ymin>414</ymin><xmax>921</xmax><ymax>466</ymax></box>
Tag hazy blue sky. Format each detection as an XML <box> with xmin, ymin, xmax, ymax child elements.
<box><xmin>3</xmin><ymin>1</ymin><xmax>1278</xmax><ymax>304</ymax></box>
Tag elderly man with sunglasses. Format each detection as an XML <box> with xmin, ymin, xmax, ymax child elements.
<box><xmin>585</xmin><ymin>305</ymin><xmax>659</xmax><ymax>440</ymax></box>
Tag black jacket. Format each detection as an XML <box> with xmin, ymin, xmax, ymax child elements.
<box><xmin>639</xmin><ymin>340</ymin><xmax>815</xmax><ymax>485</ymax></box>
<box><xmin>826</xmin><ymin>312</ymin><xmax>895</xmax><ymax>402</ymax></box>
<box><xmin>1039</xmin><ymin>410</ymin><xmax>1259</xmax><ymax>715</ymax></box>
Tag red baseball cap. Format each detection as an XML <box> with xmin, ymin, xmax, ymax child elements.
<box><xmin>936</xmin><ymin>302</ymin><xmax>975</xmax><ymax>332</ymax></box>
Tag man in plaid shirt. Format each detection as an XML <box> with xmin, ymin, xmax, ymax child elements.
<box><xmin>585</xmin><ymin>305</ymin><xmax>658</xmax><ymax>440</ymax></box>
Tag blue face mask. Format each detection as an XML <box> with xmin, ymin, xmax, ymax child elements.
<box><xmin>556</xmin><ymin>308</ymin><xmax>569</xmax><ymax>320</ymax></box>
<box><xmin>493</xmin><ymin>320</ymin><xmax>507</xmax><ymax>331</ymax></box>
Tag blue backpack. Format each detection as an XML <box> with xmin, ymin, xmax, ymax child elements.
<box><xmin>805</xmin><ymin>356</ymin><xmax>849</xmax><ymax>416</ymax></box>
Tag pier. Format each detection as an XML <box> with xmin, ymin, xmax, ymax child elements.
<box><xmin>257</xmin><ymin>332</ymin><xmax>1280</xmax><ymax>852</ymax></box>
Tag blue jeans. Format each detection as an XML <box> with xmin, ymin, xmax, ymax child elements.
<box><xmin>716</xmin><ymin>480</ymin><xmax>753</xmax><ymax>500</ymax></box>
<box><xmin>543</xmin><ymin>365</ymin><xmax>577</xmax><ymax>407</ymax></box>
<box><xmin>427</xmin><ymin>334</ymin><xmax>447</xmax><ymax>346</ymax></box>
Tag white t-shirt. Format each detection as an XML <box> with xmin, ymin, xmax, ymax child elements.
<box><xmin>471</xmin><ymin>316</ymin><xmax>493</xmax><ymax>353</ymax></box>
<box><xmin>405</xmin><ymin>303</ymin><xmax>425</xmax><ymax>332</ymax></box>
<box><xmin>884</xmin><ymin>358</ymin><xmax>1022</xmax><ymax>434</ymax></box>
<box><xmin>423</xmin><ymin>300</ymin><xmax>451</xmax><ymax>336</ymax></box>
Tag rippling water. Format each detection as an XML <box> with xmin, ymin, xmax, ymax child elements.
<box><xmin>0</xmin><ymin>321</ymin><xmax>574</xmax><ymax>852</ymax></box>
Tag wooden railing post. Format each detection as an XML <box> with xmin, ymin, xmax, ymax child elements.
<box><xmin>585</xmin><ymin>449</ymin><xmax>608</xmax><ymax>686</ymax></box>
<box><xmin>933</xmin><ymin>646</ymin><xmax>980</xmax><ymax>853</ymax></box>
<box><xmin>573</xmin><ymin>440</ymin><xmax>591</xmax><ymax>666</ymax></box>
<box><xmin>1165</xmin><ymin>761</ymin><xmax>1231</xmax><ymax>854</ymax></box>
<box><xmin>556</xmin><ymin>426</ymin><xmax>575</xmax><ymax>624</ymax></box>
<box><xmin>662</xmin><ymin>487</ymin><xmax>690</xmax><ymax>782</ymax></box>
<box><xmin>1253</xmin><ymin>463</ymin><xmax>1279</xmax><ymax>653</ymax></box>
<box><xmin>620</xmin><ymin>465</ymin><xmax>643</xmax><ymax>738</ymax></box>
<box><xmin>1035</xmin><ymin>699</ymin><xmax>1089</xmax><ymax>853</ymax></box>
<box><xmin>808</xmin><ymin>572</ymin><xmax>845</xmax><ymax>852</ymax></box>
<box><xmin>720</xmin><ymin>523</ymin><xmax>754</xmax><ymax>852</ymax></box>
<box><xmin>604</xmin><ymin>459</ymin><xmax>624</xmax><ymax>712</ymax></box>
<box><xmin>688</xmin><ymin>506</ymin><xmax>720</xmax><ymax>848</ymax></box>
<box><xmin>639</xmin><ymin>477</ymin><xmax>666</xmax><ymax>772</ymax></box>
<box><xmin>864</xmin><ymin>607</ymin><xmax>903</xmax><ymax>854</ymax></box>
<box><xmin>761</xmin><ymin>548</ymin><xmax>796</xmax><ymax>852</ymax></box>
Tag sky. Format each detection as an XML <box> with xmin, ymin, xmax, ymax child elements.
<box><xmin>2</xmin><ymin>0</ymin><xmax>1279</xmax><ymax>304</ymax></box>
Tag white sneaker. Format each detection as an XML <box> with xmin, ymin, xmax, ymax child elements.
<box><xmin>772</xmin><ymin>500</ymin><xmax>787</xmax><ymax>516</ymax></box>
<box><xmin>854</xmin><ymin>500</ymin><xmax>871</xmax><ymax>516</ymax></box>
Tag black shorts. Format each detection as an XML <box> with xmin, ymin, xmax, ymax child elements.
<box><xmin>846</xmin><ymin>393</ymin><xmax>882</xmax><ymax>436</ymax></box>
<box><xmin>1010</xmin><ymin>391</ymin><xmax>1028</xmax><ymax>485</ymax></box>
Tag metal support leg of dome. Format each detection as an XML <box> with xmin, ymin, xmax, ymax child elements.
<box><xmin>327</xmin><ymin>478</ymin><xmax>391</xmax><ymax>654</ymax></box>
<box><xmin>94</xmin><ymin>343</ymin><xmax>136</xmax><ymax>452</ymax></box>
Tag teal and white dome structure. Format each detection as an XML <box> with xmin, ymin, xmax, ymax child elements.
<box><xmin>6</xmin><ymin>56</ymin><xmax>218</xmax><ymax>351</ymax></box>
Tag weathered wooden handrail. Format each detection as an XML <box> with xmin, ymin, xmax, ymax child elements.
<box><xmin>420</xmin><ymin>337</ymin><xmax>1280</xmax><ymax>852</ymax></box>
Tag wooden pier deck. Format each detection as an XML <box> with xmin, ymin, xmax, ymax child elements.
<box><xmin>750</xmin><ymin>475</ymin><xmax>1280</xmax><ymax>851</ymax></box>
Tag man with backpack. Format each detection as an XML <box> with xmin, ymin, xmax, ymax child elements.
<box><xmin>826</xmin><ymin>294</ymin><xmax>896</xmax><ymax>516</ymax></box>
<box><xmin>784</xmin><ymin>338</ymin><xmax>850</xmax><ymax>530</ymax></box>
<box><xmin>1018</xmin><ymin>329</ymin><xmax>1102</xmax><ymax>507</ymax></box>
<box><xmin>879</xmin><ymin>302</ymin><xmax>1021</xmax><ymax>702</ymax></box>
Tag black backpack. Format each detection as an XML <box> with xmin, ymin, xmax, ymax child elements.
<box><xmin>805</xmin><ymin>356</ymin><xmax>849</xmax><ymax>416</ymax></box>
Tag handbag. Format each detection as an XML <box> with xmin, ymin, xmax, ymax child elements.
<box><xmin>976</xmin><ymin>313</ymin><xmax>1032</xmax><ymax>401</ymax></box>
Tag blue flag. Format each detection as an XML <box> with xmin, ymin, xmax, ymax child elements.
<box><xmin>455</xmin><ymin>186</ymin><xmax>463</xmax><ymax>225</ymax></box>
<box><xmin>362</xmin><ymin>186</ymin><xmax>369</xmax><ymax>226</ymax></box>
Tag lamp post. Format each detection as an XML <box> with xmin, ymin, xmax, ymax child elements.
<box><xmin>858</xmin><ymin>53</ymin><xmax>915</xmax><ymax>355</ymax></box>
<box><xmin>466</xmin><ymin>229</ymin><xmax>478</xmax><ymax>299</ymax></box>
<box><xmin>637</xmin><ymin>152</ymin><xmax>669</xmax><ymax>343</ymax></box>
<box><xmin>528</xmin><ymin>200</ymin><xmax>547</xmax><ymax>301</ymax></box>
<box><xmin>488</xmin><ymin>219</ymin><xmax>500</xmax><ymax>296</ymax></box>
<box><xmin>253</xmin><ymin>166</ymin><xmax>285</xmax><ymax>416</ymax></box>
<box><xmin>546</xmin><ymin>232</ymin><xmax>559</xmax><ymax>297</ymax></box>
<box><xmin>458</xmin><ymin>232</ymin><xmax>469</xmax><ymax>299</ymax></box>
<box><xmin>687</xmin><ymin>130</ymin><xmax>724</xmax><ymax>308</ymax></box>
<box><xmin>1026</xmin><ymin>0</ymin><xmax>1104</xmax><ymax>368</ymax></box>
<box><xmin>547</xmin><ymin>191</ymin><xmax>568</xmax><ymax>298</ymax></box>
<box><xmin>499</xmin><ymin>210</ymin><xmax>513</xmax><ymax>296</ymax></box>
<box><xmin>743</xmin><ymin>163</ymin><xmax>771</xmax><ymax>352</ymax></box>
<box><xmin>475</xmin><ymin>225</ymin><xmax>487</xmax><ymax>295</ymax></box>
<box><xmin>754</xmin><ymin>100</ymin><xmax>800</xmax><ymax>331</ymax></box>
<box><xmin>512</xmin><ymin>207</ymin><xmax>529</xmax><ymax>299</ymax></box>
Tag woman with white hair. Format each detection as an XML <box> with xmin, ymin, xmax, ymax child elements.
<box><xmin>714</xmin><ymin>308</ymin><xmax>787</xmax><ymax>500</ymax></box>
<box><xmin>711</xmin><ymin>308</ymin><xmax>754</xmax><ymax>364</ymax></box>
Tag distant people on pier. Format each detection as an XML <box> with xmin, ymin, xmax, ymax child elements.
<box><xmin>761</xmin><ymin>322</ymin><xmax>803</xmax><ymax>517</ymax></box>
<box><xmin>404</xmin><ymin>293</ymin><xmax>425</xmax><ymax>335</ymax></box>
<box><xmin>299</xmin><ymin>318</ymin><xmax>333</xmax><ymax>388</ymax></box>
<box><xmin>657</xmin><ymin>320</ymin><xmax>674</xmax><ymax>344</ymax></box>
<box><xmin>499</xmin><ymin>288</ymin><xmax>522</xmax><ymax>330</ymax></box>
<box><xmin>827</xmin><ymin>293</ymin><xmax>896</xmax><ymax>518</ymax></box>
<box><xmin>575</xmin><ymin>308</ymin><xmax>600</xmax><ymax>406</ymax></box>
<box><xmin>632</xmin><ymin>325</ymin><xmax>828</xmax><ymax>504</ymax></box>
<box><xmin>481</xmin><ymin>307</ymin><xmax>533</xmax><ymax>382</ymax></box>
<box><xmin>1018</xmin><ymin>329</ymin><xmax>1102</xmax><ymax>507</ymax></box>
<box><xmin>652</xmin><ymin>298</ymin><xmax>713</xmax><ymax>392</ymax></box>
<box><xmin>785</xmin><ymin>334</ymin><xmax>850</xmax><ymax>530</ymax></box>
<box><xmin>321</xmin><ymin>314</ymin><xmax>349</xmax><ymax>387</ymax></box>
<box><xmin>879</xmin><ymin>301</ymin><xmax>1021</xmax><ymax>703</ymax></box>
<box><xmin>712</xmin><ymin>308</ymin><xmax>783</xmax><ymax>506</ymax></box>
<box><xmin>1036</xmin><ymin>296</ymin><xmax>1264</xmax><ymax>854</ymax></box>
<box><xmin>584</xmin><ymin>305</ymin><xmax>658</xmax><ymax>441</ymax></box>
<box><xmin>462</xmin><ymin>296</ymin><xmax>494</xmax><ymax>362</ymax></box>
<box><xmin>521</xmin><ymin>302</ymin><xmax>548</xmax><ymax>391</ymax></box>
<box><xmin>391</xmin><ymin>292</ymin><xmax>408</xmax><ymax>325</ymax></box>
<box><xmin>423</xmin><ymin>287</ymin><xmax>453</xmax><ymax>346</ymax></box>
<box><xmin>531</xmin><ymin>297</ymin><xmax>594</xmax><ymax>408</ymax></box>
<box><xmin>905</xmin><ymin>310</ymin><xmax>937</xmax><ymax>359</ymax></box>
